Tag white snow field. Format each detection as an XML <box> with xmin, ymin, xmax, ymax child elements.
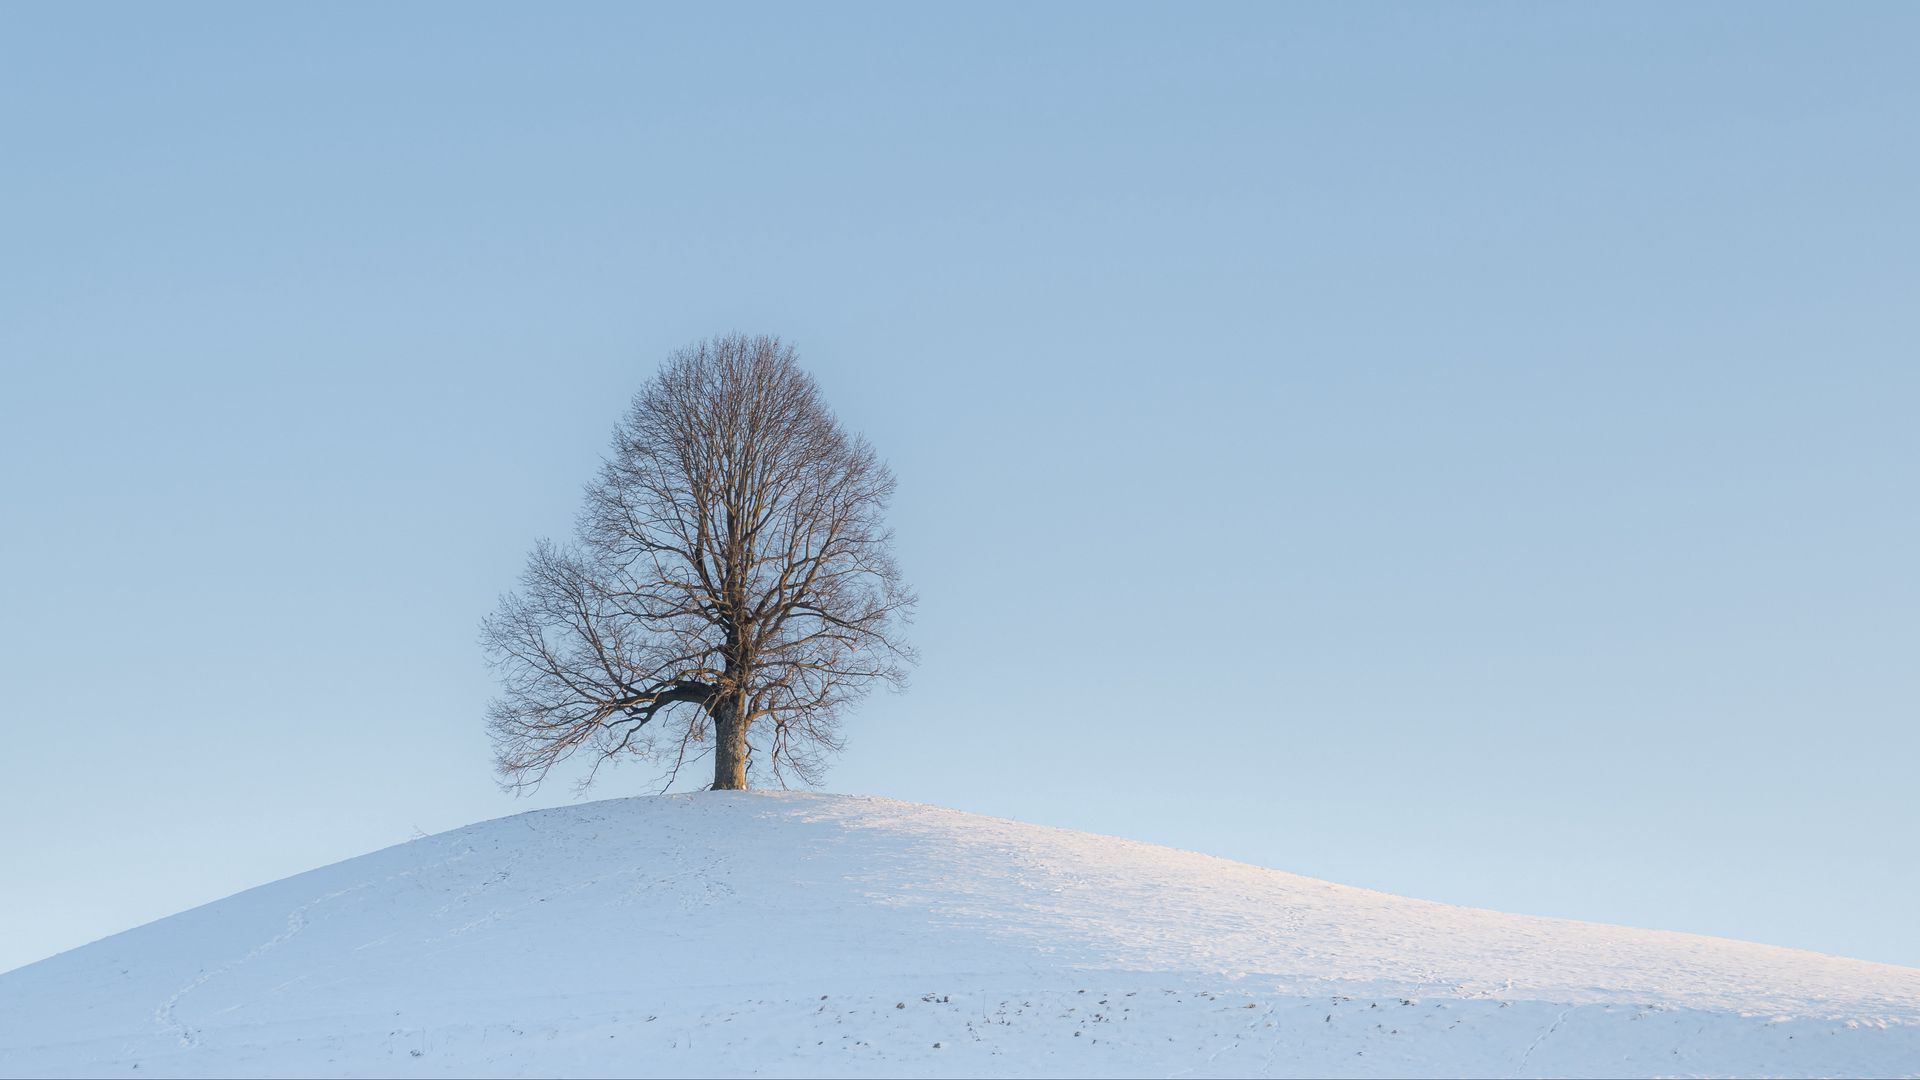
<box><xmin>2</xmin><ymin>792</ymin><xmax>1916</xmax><ymax>1078</ymax></box>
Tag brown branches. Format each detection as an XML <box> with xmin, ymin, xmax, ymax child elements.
<box><xmin>482</xmin><ymin>334</ymin><xmax>916</xmax><ymax>793</ymax></box>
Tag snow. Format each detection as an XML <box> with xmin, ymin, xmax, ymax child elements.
<box><xmin>2</xmin><ymin>791</ymin><xmax>1915</xmax><ymax>1077</ymax></box>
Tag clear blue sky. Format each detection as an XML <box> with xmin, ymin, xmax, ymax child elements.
<box><xmin>3</xmin><ymin>2</ymin><xmax>1916</xmax><ymax>976</ymax></box>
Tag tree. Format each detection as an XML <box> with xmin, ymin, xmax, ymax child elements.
<box><xmin>482</xmin><ymin>334</ymin><xmax>916</xmax><ymax>792</ymax></box>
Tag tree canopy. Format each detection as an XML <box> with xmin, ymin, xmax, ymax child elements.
<box><xmin>482</xmin><ymin>334</ymin><xmax>915</xmax><ymax>791</ymax></box>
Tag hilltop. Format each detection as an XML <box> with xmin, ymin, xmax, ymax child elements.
<box><xmin>2</xmin><ymin>791</ymin><xmax>1916</xmax><ymax>1077</ymax></box>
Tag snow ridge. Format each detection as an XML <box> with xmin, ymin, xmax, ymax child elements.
<box><xmin>2</xmin><ymin>791</ymin><xmax>1916</xmax><ymax>1078</ymax></box>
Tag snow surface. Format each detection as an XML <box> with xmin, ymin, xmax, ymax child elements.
<box><xmin>2</xmin><ymin>791</ymin><xmax>1916</xmax><ymax>1078</ymax></box>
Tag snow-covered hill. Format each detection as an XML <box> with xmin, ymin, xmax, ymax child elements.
<box><xmin>2</xmin><ymin>792</ymin><xmax>1916</xmax><ymax>1078</ymax></box>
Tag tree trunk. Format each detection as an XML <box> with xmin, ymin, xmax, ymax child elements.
<box><xmin>711</xmin><ymin>692</ymin><xmax>749</xmax><ymax>790</ymax></box>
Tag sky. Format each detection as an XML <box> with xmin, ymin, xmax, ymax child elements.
<box><xmin>1</xmin><ymin>2</ymin><xmax>1916</xmax><ymax>977</ymax></box>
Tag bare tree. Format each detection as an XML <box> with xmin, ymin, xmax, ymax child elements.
<box><xmin>482</xmin><ymin>334</ymin><xmax>915</xmax><ymax>792</ymax></box>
